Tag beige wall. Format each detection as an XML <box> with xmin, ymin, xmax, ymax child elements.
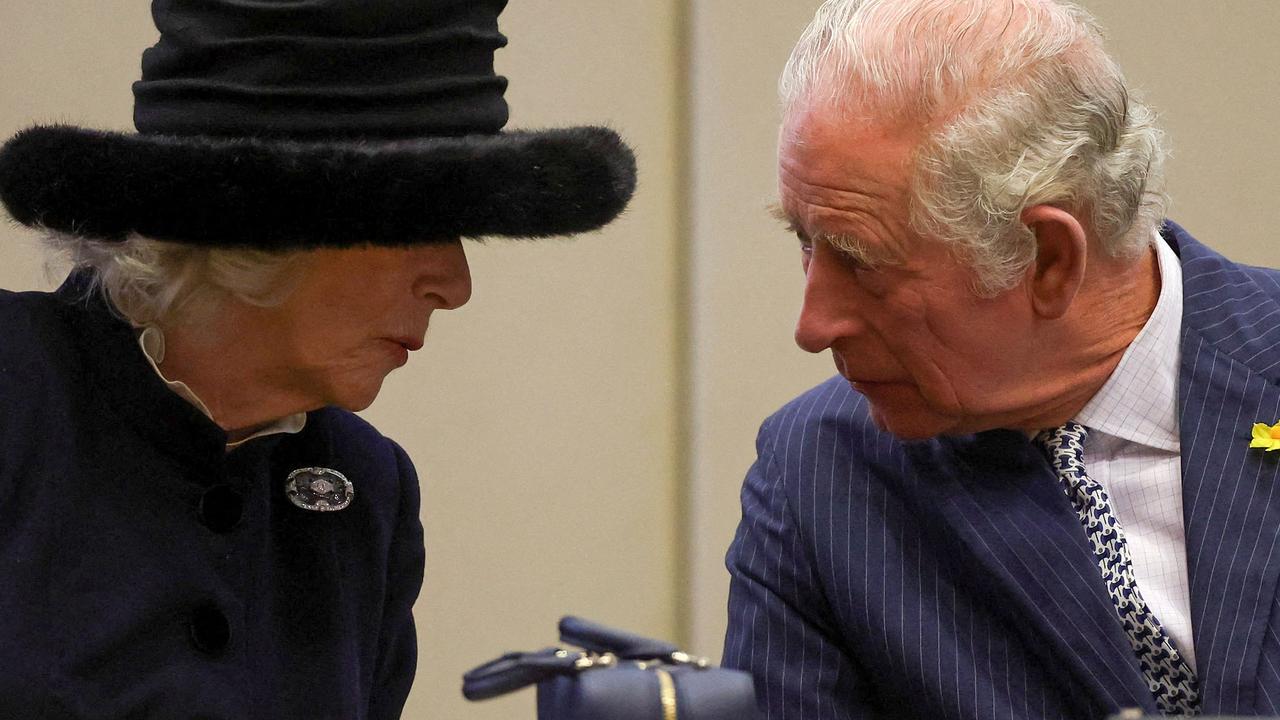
<box><xmin>380</xmin><ymin>3</ymin><xmax>685</xmax><ymax>717</ymax></box>
<box><xmin>2</xmin><ymin>2</ymin><xmax>1278</xmax><ymax>719</ymax></box>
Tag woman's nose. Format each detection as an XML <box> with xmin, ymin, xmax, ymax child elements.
<box><xmin>413</xmin><ymin>240</ymin><xmax>472</xmax><ymax>309</ymax></box>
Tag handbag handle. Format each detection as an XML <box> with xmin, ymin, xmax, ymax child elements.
<box><xmin>558</xmin><ymin>616</ymin><xmax>680</xmax><ymax>660</ymax></box>
<box><xmin>463</xmin><ymin>617</ymin><xmax>712</xmax><ymax>702</ymax></box>
<box><xmin>462</xmin><ymin>648</ymin><xmax>584</xmax><ymax>701</ymax></box>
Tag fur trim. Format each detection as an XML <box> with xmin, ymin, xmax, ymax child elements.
<box><xmin>0</xmin><ymin>124</ymin><xmax>636</xmax><ymax>248</ymax></box>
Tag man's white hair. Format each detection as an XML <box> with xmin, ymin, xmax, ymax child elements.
<box><xmin>782</xmin><ymin>0</ymin><xmax>1167</xmax><ymax>295</ymax></box>
<box><xmin>44</xmin><ymin>232</ymin><xmax>306</xmax><ymax>328</ymax></box>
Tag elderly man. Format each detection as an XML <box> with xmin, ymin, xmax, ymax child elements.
<box><xmin>722</xmin><ymin>0</ymin><xmax>1280</xmax><ymax>718</ymax></box>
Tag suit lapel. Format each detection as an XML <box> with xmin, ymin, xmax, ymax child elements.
<box><xmin>1174</xmin><ymin>224</ymin><xmax>1280</xmax><ymax>714</ymax></box>
<box><xmin>908</xmin><ymin>430</ymin><xmax>1158</xmax><ymax>716</ymax></box>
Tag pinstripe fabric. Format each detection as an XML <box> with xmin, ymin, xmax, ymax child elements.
<box><xmin>723</xmin><ymin>222</ymin><xmax>1280</xmax><ymax>719</ymax></box>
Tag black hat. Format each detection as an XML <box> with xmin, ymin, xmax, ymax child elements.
<box><xmin>0</xmin><ymin>0</ymin><xmax>637</xmax><ymax>249</ymax></box>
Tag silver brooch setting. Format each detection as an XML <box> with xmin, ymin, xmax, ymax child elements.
<box><xmin>285</xmin><ymin>467</ymin><xmax>354</xmax><ymax>512</ymax></box>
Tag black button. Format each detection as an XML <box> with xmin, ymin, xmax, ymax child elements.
<box><xmin>199</xmin><ymin>484</ymin><xmax>243</xmax><ymax>533</ymax></box>
<box><xmin>189</xmin><ymin>604</ymin><xmax>231</xmax><ymax>655</ymax></box>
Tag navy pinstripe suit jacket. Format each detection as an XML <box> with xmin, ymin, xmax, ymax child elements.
<box><xmin>723</xmin><ymin>222</ymin><xmax>1280</xmax><ymax>719</ymax></box>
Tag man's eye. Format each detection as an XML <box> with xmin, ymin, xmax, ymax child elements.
<box><xmin>839</xmin><ymin>250</ymin><xmax>869</xmax><ymax>271</ymax></box>
<box><xmin>796</xmin><ymin>234</ymin><xmax>813</xmax><ymax>254</ymax></box>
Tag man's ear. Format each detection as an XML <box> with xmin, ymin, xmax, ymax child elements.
<box><xmin>1022</xmin><ymin>205</ymin><xmax>1088</xmax><ymax>320</ymax></box>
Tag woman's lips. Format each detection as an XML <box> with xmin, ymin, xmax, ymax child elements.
<box><xmin>388</xmin><ymin>335</ymin><xmax>424</xmax><ymax>352</ymax></box>
<box><xmin>380</xmin><ymin>338</ymin><xmax>414</xmax><ymax>367</ymax></box>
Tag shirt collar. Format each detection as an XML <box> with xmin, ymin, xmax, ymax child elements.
<box><xmin>1075</xmin><ymin>232</ymin><xmax>1183</xmax><ymax>452</ymax></box>
<box><xmin>137</xmin><ymin>326</ymin><xmax>307</xmax><ymax>450</ymax></box>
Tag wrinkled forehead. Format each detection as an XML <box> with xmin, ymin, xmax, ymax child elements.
<box><xmin>778</xmin><ymin>101</ymin><xmax>920</xmax><ymax>179</ymax></box>
<box><xmin>774</xmin><ymin>103</ymin><xmax>922</xmax><ymax>261</ymax></box>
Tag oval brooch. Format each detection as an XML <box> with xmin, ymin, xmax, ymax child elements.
<box><xmin>285</xmin><ymin>467</ymin><xmax>354</xmax><ymax>512</ymax></box>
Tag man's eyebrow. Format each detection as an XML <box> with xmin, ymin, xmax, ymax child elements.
<box><xmin>820</xmin><ymin>232</ymin><xmax>891</xmax><ymax>267</ymax></box>
<box><xmin>767</xmin><ymin>202</ymin><xmax>796</xmax><ymax>230</ymax></box>
<box><xmin>767</xmin><ymin>202</ymin><xmax>901</xmax><ymax>268</ymax></box>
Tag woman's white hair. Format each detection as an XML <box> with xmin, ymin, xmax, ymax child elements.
<box><xmin>781</xmin><ymin>0</ymin><xmax>1168</xmax><ymax>295</ymax></box>
<box><xmin>44</xmin><ymin>232</ymin><xmax>308</xmax><ymax>328</ymax></box>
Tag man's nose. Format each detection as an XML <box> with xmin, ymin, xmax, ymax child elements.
<box><xmin>414</xmin><ymin>240</ymin><xmax>473</xmax><ymax>310</ymax></box>
<box><xmin>794</xmin><ymin>254</ymin><xmax>861</xmax><ymax>354</ymax></box>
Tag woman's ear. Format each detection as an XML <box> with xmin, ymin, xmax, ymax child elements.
<box><xmin>1022</xmin><ymin>205</ymin><xmax>1089</xmax><ymax>320</ymax></box>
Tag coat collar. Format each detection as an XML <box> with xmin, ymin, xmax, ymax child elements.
<box><xmin>55</xmin><ymin>271</ymin><xmax>231</xmax><ymax>470</ymax></box>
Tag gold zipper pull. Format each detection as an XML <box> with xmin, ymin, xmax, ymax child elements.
<box><xmin>655</xmin><ymin>668</ymin><xmax>677</xmax><ymax>720</ymax></box>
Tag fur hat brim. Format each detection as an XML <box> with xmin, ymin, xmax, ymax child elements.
<box><xmin>0</xmin><ymin>124</ymin><xmax>636</xmax><ymax>248</ymax></box>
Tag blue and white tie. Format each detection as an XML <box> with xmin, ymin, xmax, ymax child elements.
<box><xmin>1036</xmin><ymin>422</ymin><xmax>1199</xmax><ymax>716</ymax></box>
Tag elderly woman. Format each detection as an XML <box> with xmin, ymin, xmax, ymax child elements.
<box><xmin>0</xmin><ymin>0</ymin><xmax>634</xmax><ymax>718</ymax></box>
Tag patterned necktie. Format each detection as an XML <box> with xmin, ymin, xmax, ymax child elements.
<box><xmin>1035</xmin><ymin>422</ymin><xmax>1199</xmax><ymax>716</ymax></box>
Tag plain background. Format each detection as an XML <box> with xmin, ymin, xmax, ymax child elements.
<box><xmin>0</xmin><ymin>2</ymin><xmax>1277</xmax><ymax>718</ymax></box>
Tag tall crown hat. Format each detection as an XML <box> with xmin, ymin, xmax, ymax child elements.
<box><xmin>0</xmin><ymin>0</ymin><xmax>637</xmax><ymax>249</ymax></box>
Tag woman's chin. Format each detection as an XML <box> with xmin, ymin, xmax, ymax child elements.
<box><xmin>327</xmin><ymin>377</ymin><xmax>390</xmax><ymax>413</ymax></box>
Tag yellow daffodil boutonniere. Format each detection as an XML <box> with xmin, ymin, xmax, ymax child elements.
<box><xmin>1251</xmin><ymin>422</ymin><xmax>1280</xmax><ymax>451</ymax></box>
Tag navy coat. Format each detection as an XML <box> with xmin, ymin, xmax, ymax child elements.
<box><xmin>0</xmin><ymin>275</ymin><xmax>424</xmax><ymax>719</ymax></box>
<box><xmin>723</xmin><ymin>223</ymin><xmax>1280</xmax><ymax>719</ymax></box>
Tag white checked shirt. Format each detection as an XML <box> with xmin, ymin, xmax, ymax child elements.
<box><xmin>1075</xmin><ymin>233</ymin><xmax>1194</xmax><ymax>671</ymax></box>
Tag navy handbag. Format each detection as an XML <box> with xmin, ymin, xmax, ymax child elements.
<box><xmin>463</xmin><ymin>616</ymin><xmax>762</xmax><ymax>720</ymax></box>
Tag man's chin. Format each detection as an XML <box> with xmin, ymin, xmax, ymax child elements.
<box><xmin>867</xmin><ymin>404</ymin><xmax>959</xmax><ymax>441</ymax></box>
